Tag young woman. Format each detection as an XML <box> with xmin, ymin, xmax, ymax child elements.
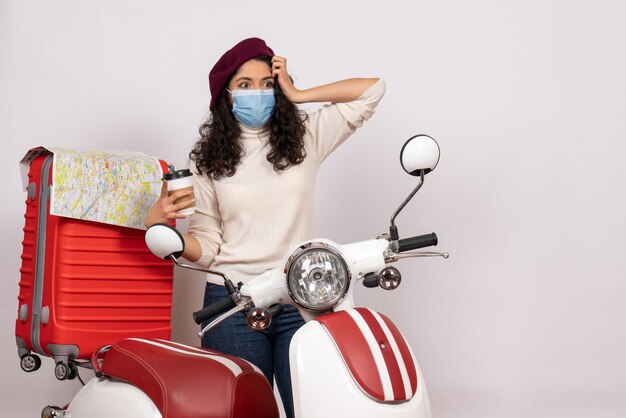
<box><xmin>144</xmin><ymin>37</ymin><xmax>385</xmax><ymax>418</ymax></box>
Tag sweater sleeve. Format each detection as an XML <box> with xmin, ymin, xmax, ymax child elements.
<box><xmin>305</xmin><ymin>78</ymin><xmax>386</xmax><ymax>163</ymax></box>
<box><xmin>187</xmin><ymin>172</ymin><xmax>223</xmax><ymax>267</ymax></box>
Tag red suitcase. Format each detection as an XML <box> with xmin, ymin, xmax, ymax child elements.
<box><xmin>16</xmin><ymin>152</ymin><xmax>174</xmax><ymax>380</ymax></box>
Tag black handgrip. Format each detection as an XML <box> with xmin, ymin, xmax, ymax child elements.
<box><xmin>363</xmin><ymin>272</ymin><xmax>379</xmax><ymax>288</ymax></box>
<box><xmin>268</xmin><ymin>304</ymin><xmax>284</xmax><ymax>319</ymax></box>
<box><xmin>398</xmin><ymin>233</ymin><xmax>438</xmax><ymax>252</ymax></box>
<box><xmin>193</xmin><ymin>297</ymin><xmax>236</xmax><ymax>324</ymax></box>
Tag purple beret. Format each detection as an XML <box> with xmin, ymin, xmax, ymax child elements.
<box><xmin>208</xmin><ymin>37</ymin><xmax>275</xmax><ymax>110</ymax></box>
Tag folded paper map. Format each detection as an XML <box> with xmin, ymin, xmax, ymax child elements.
<box><xmin>20</xmin><ymin>147</ymin><xmax>164</xmax><ymax>229</ymax></box>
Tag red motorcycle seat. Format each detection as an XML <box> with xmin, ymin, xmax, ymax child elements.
<box><xmin>101</xmin><ymin>338</ymin><xmax>278</xmax><ymax>418</ymax></box>
<box><xmin>316</xmin><ymin>307</ymin><xmax>418</xmax><ymax>403</ymax></box>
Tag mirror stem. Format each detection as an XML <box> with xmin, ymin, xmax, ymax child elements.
<box><xmin>168</xmin><ymin>254</ymin><xmax>231</xmax><ymax>283</ymax></box>
<box><xmin>389</xmin><ymin>170</ymin><xmax>425</xmax><ymax>240</ymax></box>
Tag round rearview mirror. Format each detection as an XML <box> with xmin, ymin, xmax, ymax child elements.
<box><xmin>400</xmin><ymin>134</ymin><xmax>440</xmax><ymax>176</ymax></box>
<box><xmin>145</xmin><ymin>223</ymin><xmax>185</xmax><ymax>260</ymax></box>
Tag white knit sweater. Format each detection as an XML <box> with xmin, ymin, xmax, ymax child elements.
<box><xmin>188</xmin><ymin>79</ymin><xmax>386</xmax><ymax>285</ymax></box>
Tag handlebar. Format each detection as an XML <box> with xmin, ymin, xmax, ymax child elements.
<box><xmin>398</xmin><ymin>233</ymin><xmax>438</xmax><ymax>252</ymax></box>
<box><xmin>193</xmin><ymin>297</ymin><xmax>237</xmax><ymax>325</ymax></box>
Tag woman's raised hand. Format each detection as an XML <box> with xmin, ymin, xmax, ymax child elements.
<box><xmin>272</xmin><ymin>56</ymin><xmax>379</xmax><ymax>104</ymax></box>
<box><xmin>143</xmin><ymin>181</ymin><xmax>195</xmax><ymax>228</ymax></box>
<box><xmin>272</xmin><ymin>56</ymin><xmax>302</xmax><ymax>103</ymax></box>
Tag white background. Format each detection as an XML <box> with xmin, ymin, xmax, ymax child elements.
<box><xmin>2</xmin><ymin>1</ymin><xmax>625</xmax><ymax>417</ymax></box>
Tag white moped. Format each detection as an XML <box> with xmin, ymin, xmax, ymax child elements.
<box><xmin>43</xmin><ymin>134</ymin><xmax>448</xmax><ymax>418</ymax></box>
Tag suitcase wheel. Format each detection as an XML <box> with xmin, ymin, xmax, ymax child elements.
<box><xmin>54</xmin><ymin>361</ymin><xmax>78</xmax><ymax>381</ymax></box>
<box><xmin>54</xmin><ymin>362</ymin><xmax>69</xmax><ymax>380</ymax></box>
<box><xmin>20</xmin><ymin>353</ymin><xmax>42</xmax><ymax>373</ymax></box>
<box><xmin>67</xmin><ymin>362</ymin><xmax>78</xmax><ymax>380</ymax></box>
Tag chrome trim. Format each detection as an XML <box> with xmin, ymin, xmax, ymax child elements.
<box><xmin>247</xmin><ymin>307</ymin><xmax>272</xmax><ymax>331</ymax></box>
<box><xmin>377</xmin><ymin>266</ymin><xmax>402</xmax><ymax>290</ymax></box>
<box><xmin>41</xmin><ymin>405</ymin><xmax>66</xmax><ymax>418</ymax></box>
<box><xmin>284</xmin><ymin>242</ymin><xmax>351</xmax><ymax>312</ymax></box>
<box><xmin>96</xmin><ymin>344</ymin><xmax>111</xmax><ymax>356</ymax></box>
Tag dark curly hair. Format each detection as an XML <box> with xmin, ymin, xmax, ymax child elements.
<box><xmin>190</xmin><ymin>56</ymin><xmax>307</xmax><ymax>180</ymax></box>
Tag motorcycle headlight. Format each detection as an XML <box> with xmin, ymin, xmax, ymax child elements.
<box><xmin>285</xmin><ymin>242</ymin><xmax>351</xmax><ymax>311</ymax></box>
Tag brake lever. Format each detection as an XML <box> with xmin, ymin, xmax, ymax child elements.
<box><xmin>197</xmin><ymin>296</ymin><xmax>253</xmax><ymax>339</ymax></box>
<box><xmin>385</xmin><ymin>251</ymin><xmax>449</xmax><ymax>263</ymax></box>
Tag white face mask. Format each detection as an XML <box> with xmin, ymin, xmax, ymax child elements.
<box><xmin>228</xmin><ymin>89</ymin><xmax>276</xmax><ymax>129</ymax></box>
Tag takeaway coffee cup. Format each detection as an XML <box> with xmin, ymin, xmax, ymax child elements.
<box><xmin>163</xmin><ymin>169</ymin><xmax>195</xmax><ymax>215</ymax></box>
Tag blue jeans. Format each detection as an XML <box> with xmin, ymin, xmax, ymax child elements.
<box><xmin>201</xmin><ymin>283</ymin><xmax>304</xmax><ymax>418</ymax></box>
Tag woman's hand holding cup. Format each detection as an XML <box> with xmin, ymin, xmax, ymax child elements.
<box><xmin>144</xmin><ymin>174</ymin><xmax>196</xmax><ymax>228</ymax></box>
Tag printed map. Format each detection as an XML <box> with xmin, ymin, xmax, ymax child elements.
<box><xmin>48</xmin><ymin>148</ymin><xmax>163</xmax><ymax>229</ymax></box>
